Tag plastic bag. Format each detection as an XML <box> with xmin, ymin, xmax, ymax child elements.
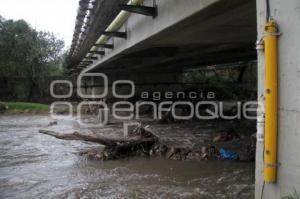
<box><xmin>219</xmin><ymin>148</ymin><xmax>238</xmax><ymax>160</ymax></box>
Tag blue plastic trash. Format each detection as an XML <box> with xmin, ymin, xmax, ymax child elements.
<box><xmin>219</xmin><ymin>148</ymin><xmax>238</xmax><ymax>160</ymax></box>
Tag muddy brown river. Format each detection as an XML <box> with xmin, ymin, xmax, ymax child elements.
<box><xmin>0</xmin><ymin>115</ymin><xmax>254</xmax><ymax>199</ymax></box>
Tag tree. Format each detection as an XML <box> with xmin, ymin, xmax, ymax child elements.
<box><xmin>0</xmin><ymin>16</ymin><xmax>65</xmax><ymax>100</ymax></box>
<box><xmin>0</xmin><ymin>17</ymin><xmax>65</xmax><ymax>77</ymax></box>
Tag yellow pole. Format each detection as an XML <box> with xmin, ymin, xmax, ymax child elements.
<box><xmin>264</xmin><ymin>20</ymin><xmax>279</xmax><ymax>183</ymax></box>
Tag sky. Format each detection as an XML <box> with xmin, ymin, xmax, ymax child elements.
<box><xmin>0</xmin><ymin>0</ymin><xmax>79</xmax><ymax>48</ymax></box>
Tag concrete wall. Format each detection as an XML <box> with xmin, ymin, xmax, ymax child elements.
<box><xmin>255</xmin><ymin>0</ymin><xmax>300</xmax><ymax>198</ymax></box>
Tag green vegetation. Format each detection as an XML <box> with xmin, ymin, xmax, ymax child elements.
<box><xmin>0</xmin><ymin>15</ymin><xmax>65</xmax><ymax>77</ymax></box>
<box><xmin>0</xmin><ymin>15</ymin><xmax>66</xmax><ymax>100</ymax></box>
<box><xmin>1</xmin><ymin>102</ymin><xmax>49</xmax><ymax>114</ymax></box>
<box><xmin>182</xmin><ymin>61</ymin><xmax>257</xmax><ymax>100</ymax></box>
<box><xmin>182</xmin><ymin>61</ymin><xmax>257</xmax><ymax>84</ymax></box>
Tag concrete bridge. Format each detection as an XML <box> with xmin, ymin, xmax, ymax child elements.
<box><xmin>67</xmin><ymin>0</ymin><xmax>256</xmax><ymax>84</ymax></box>
<box><xmin>66</xmin><ymin>0</ymin><xmax>300</xmax><ymax>198</ymax></box>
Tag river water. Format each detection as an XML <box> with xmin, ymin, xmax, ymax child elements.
<box><xmin>0</xmin><ymin>115</ymin><xmax>254</xmax><ymax>199</ymax></box>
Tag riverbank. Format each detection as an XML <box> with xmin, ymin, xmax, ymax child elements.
<box><xmin>0</xmin><ymin>101</ymin><xmax>49</xmax><ymax>114</ymax></box>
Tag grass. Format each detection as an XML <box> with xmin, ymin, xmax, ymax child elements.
<box><xmin>1</xmin><ymin>101</ymin><xmax>49</xmax><ymax>114</ymax></box>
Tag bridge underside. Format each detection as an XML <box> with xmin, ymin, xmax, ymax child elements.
<box><xmin>74</xmin><ymin>0</ymin><xmax>257</xmax><ymax>100</ymax></box>
<box><xmin>88</xmin><ymin>0</ymin><xmax>257</xmax><ymax>75</ymax></box>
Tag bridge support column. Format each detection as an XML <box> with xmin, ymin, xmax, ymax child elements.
<box><xmin>255</xmin><ymin>0</ymin><xmax>300</xmax><ymax>198</ymax></box>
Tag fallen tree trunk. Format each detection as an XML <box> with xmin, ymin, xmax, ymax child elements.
<box><xmin>38</xmin><ymin>125</ymin><xmax>159</xmax><ymax>160</ymax></box>
<box><xmin>39</xmin><ymin>129</ymin><xmax>157</xmax><ymax>147</ymax></box>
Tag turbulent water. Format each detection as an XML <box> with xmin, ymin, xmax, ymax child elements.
<box><xmin>0</xmin><ymin>115</ymin><xmax>254</xmax><ymax>199</ymax></box>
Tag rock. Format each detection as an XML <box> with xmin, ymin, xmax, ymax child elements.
<box><xmin>151</xmin><ymin>143</ymin><xmax>168</xmax><ymax>157</ymax></box>
<box><xmin>187</xmin><ymin>146</ymin><xmax>220</xmax><ymax>160</ymax></box>
<box><xmin>186</xmin><ymin>150</ymin><xmax>202</xmax><ymax>161</ymax></box>
<box><xmin>82</xmin><ymin>150</ymin><xmax>108</xmax><ymax>161</ymax></box>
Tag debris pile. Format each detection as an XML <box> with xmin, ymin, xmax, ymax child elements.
<box><xmin>39</xmin><ymin>124</ymin><xmax>256</xmax><ymax>162</ymax></box>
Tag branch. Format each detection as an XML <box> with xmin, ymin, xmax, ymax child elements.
<box><xmin>38</xmin><ymin>129</ymin><xmax>157</xmax><ymax>147</ymax></box>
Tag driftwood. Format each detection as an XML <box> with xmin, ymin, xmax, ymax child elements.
<box><xmin>38</xmin><ymin>129</ymin><xmax>156</xmax><ymax>147</ymax></box>
<box><xmin>38</xmin><ymin>125</ymin><xmax>255</xmax><ymax>162</ymax></box>
<box><xmin>38</xmin><ymin>125</ymin><xmax>158</xmax><ymax>160</ymax></box>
